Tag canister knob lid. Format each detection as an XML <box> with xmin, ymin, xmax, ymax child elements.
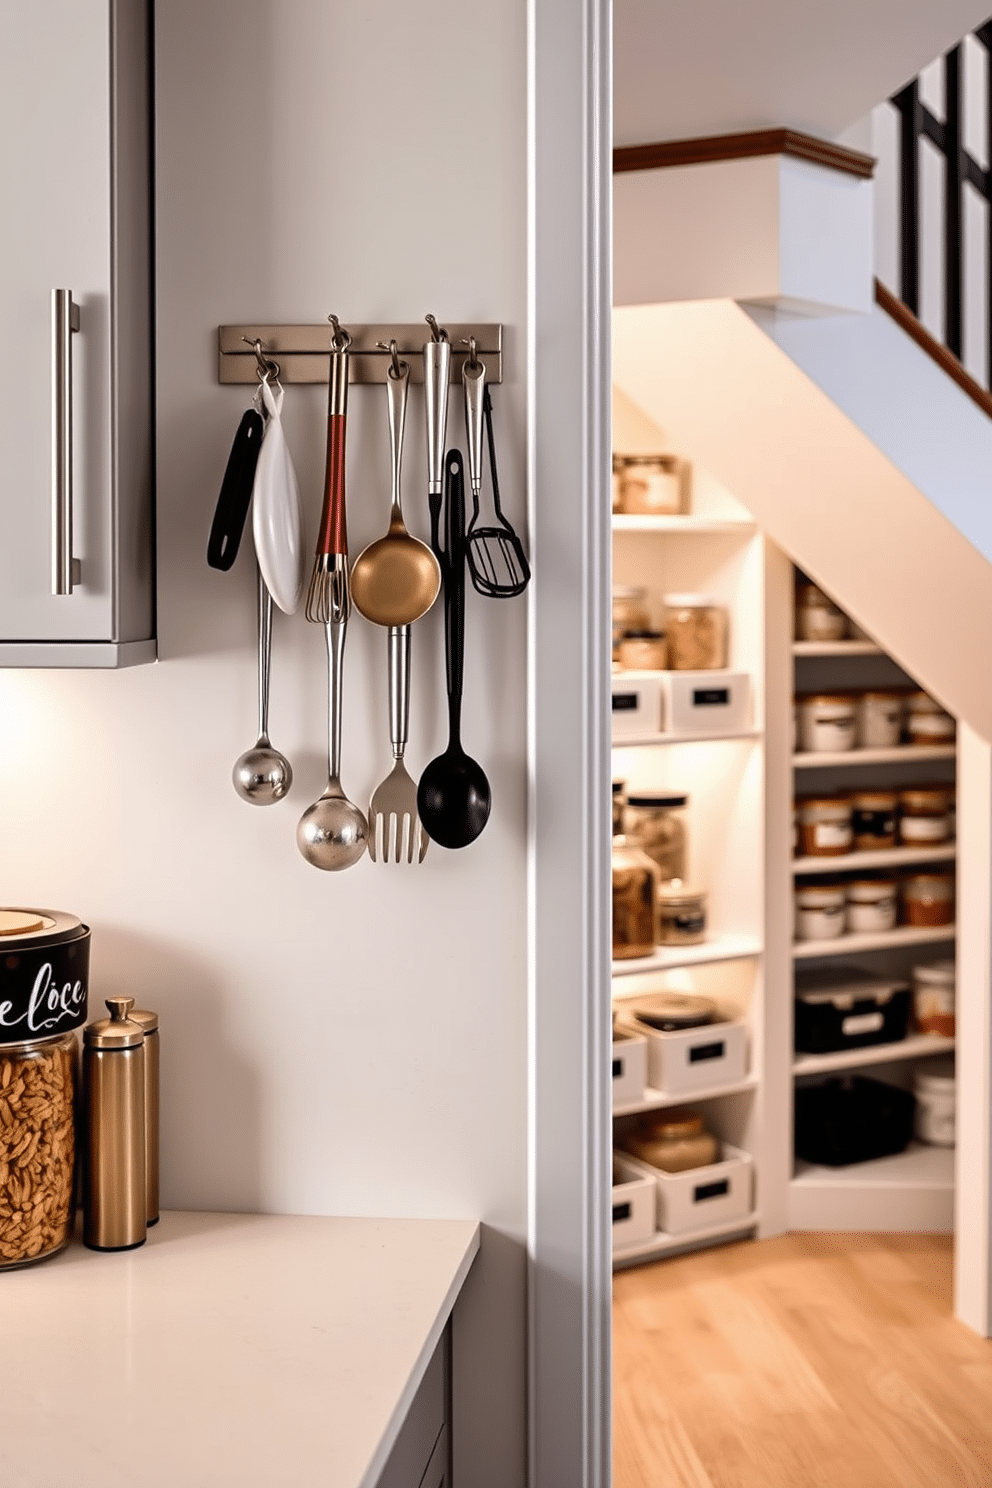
<box><xmin>129</xmin><ymin>1006</ymin><xmax>159</xmax><ymax>1034</ymax></box>
<box><xmin>84</xmin><ymin>996</ymin><xmax>145</xmax><ymax>1049</ymax></box>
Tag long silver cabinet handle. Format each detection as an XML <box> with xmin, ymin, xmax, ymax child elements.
<box><xmin>52</xmin><ymin>288</ymin><xmax>81</xmax><ymax>595</ymax></box>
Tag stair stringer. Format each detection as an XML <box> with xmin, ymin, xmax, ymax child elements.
<box><xmin>612</xmin><ymin>297</ymin><xmax>992</xmax><ymax>743</ymax></box>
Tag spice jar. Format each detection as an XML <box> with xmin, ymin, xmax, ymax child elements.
<box><xmin>624</xmin><ymin>1112</ymin><xmax>718</xmax><ymax>1173</ymax></box>
<box><xmin>914</xmin><ymin>1060</ymin><xmax>955</xmax><ymax>1146</ymax></box>
<box><xmin>795</xmin><ymin>583</ymin><xmax>847</xmax><ymax>641</ymax></box>
<box><xmin>612</xmin><ymin>586</ymin><xmax>650</xmax><ymax>662</ymax></box>
<box><xmin>899</xmin><ymin>788</ymin><xmax>953</xmax><ymax>845</ymax></box>
<box><xmin>797</xmin><ymin>693</ymin><xmax>857</xmax><ymax>753</ymax></box>
<box><xmin>794</xmin><ymin>882</ymin><xmax>846</xmax><ymax>941</ymax></box>
<box><xmin>625</xmin><ymin>790</ymin><xmax>689</xmax><ymax>882</ymax></box>
<box><xmin>656</xmin><ymin>881</ymin><xmax>707</xmax><ymax>945</ymax></box>
<box><xmin>858</xmin><ymin>691</ymin><xmax>905</xmax><ymax>749</ymax></box>
<box><xmin>662</xmin><ymin>594</ymin><xmax>728</xmax><ymax>670</ymax></box>
<box><xmin>845</xmin><ymin>877</ymin><xmax>898</xmax><ymax>934</ymax></box>
<box><xmin>614</xmin><ymin>454</ymin><xmax>684</xmax><ymax>516</ymax></box>
<box><xmin>902</xmin><ymin>872</ymin><xmax>955</xmax><ymax>927</ymax></box>
<box><xmin>912</xmin><ymin>961</ymin><xmax>955</xmax><ymax>1036</ymax></box>
<box><xmin>612</xmin><ymin>831</ymin><xmax>660</xmax><ymax>960</ymax></box>
<box><xmin>0</xmin><ymin>908</ymin><xmax>90</xmax><ymax>1269</ymax></box>
<box><xmin>617</xmin><ymin>631</ymin><xmax>668</xmax><ymax>670</ymax></box>
<box><xmin>796</xmin><ymin>796</ymin><xmax>853</xmax><ymax>857</ymax></box>
<box><xmin>851</xmin><ymin>790</ymin><xmax>898</xmax><ymax>851</ymax></box>
<box><xmin>906</xmin><ymin>691</ymin><xmax>955</xmax><ymax>745</ymax></box>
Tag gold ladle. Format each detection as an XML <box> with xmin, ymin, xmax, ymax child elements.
<box><xmin>350</xmin><ymin>345</ymin><xmax>441</xmax><ymax>626</ymax></box>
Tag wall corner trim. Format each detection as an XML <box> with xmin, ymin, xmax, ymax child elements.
<box><xmin>613</xmin><ymin>127</ymin><xmax>876</xmax><ymax>180</ymax></box>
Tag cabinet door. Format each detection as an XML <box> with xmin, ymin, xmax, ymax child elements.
<box><xmin>0</xmin><ymin>0</ymin><xmax>153</xmax><ymax>659</ymax></box>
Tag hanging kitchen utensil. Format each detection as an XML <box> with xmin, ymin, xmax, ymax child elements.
<box><xmin>417</xmin><ymin>450</ymin><xmax>492</xmax><ymax>849</ymax></box>
<box><xmin>350</xmin><ymin>342</ymin><xmax>441</xmax><ymax>627</ymax></box>
<box><xmin>424</xmin><ymin>314</ymin><xmax>451</xmax><ymax>565</ymax></box>
<box><xmin>297</xmin><ymin>320</ymin><xmax>368</xmax><ymax>871</ymax></box>
<box><xmin>206</xmin><ymin>403</ymin><xmax>264</xmax><ymax>571</ymax></box>
<box><xmin>252</xmin><ymin>372</ymin><xmax>306</xmax><ymax>614</ymax></box>
<box><xmin>462</xmin><ymin>351</ymin><xmax>530</xmax><ymax>598</ymax></box>
<box><xmin>232</xmin><ymin>564</ymin><xmax>294</xmax><ymax>805</ymax></box>
<box><xmin>368</xmin><ymin>360</ymin><xmax>428</xmax><ymax>864</ymax></box>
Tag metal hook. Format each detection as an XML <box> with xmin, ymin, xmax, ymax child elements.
<box><xmin>241</xmin><ymin>336</ymin><xmax>280</xmax><ymax>382</ymax></box>
<box><xmin>376</xmin><ymin>339</ymin><xmax>408</xmax><ymax>380</ymax></box>
<box><xmin>425</xmin><ymin>313</ymin><xmax>448</xmax><ymax>344</ymax></box>
<box><xmin>327</xmin><ymin>314</ymin><xmax>353</xmax><ymax>351</ymax></box>
<box><xmin>460</xmin><ymin>335</ymin><xmax>480</xmax><ymax>369</ymax></box>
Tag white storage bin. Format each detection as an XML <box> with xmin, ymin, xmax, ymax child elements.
<box><xmin>657</xmin><ymin>670</ymin><xmax>751</xmax><ymax>736</ymax></box>
<box><xmin>611</xmin><ymin>673</ymin><xmax>662</xmax><ymax>740</ymax></box>
<box><xmin>623</xmin><ymin>1145</ymin><xmax>754</xmax><ymax>1236</ymax></box>
<box><xmin>612</xmin><ymin>1028</ymin><xmax>648</xmax><ymax>1108</ymax></box>
<box><xmin>628</xmin><ymin>1016</ymin><xmax>749</xmax><ymax>1095</ymax></box>
<box><xmin>612</xmin><ymin>1153</ymin><xmax>657</xmax><ymax>1249</ymax></box>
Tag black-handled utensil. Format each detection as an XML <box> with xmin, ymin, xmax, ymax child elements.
<box><xmin>417</xmin><ymin>449</ymin><xmax>492</xmax><ymax>849</ymax></box>
<box><xmin>207</xmin><ymin>408</ymin><xmax>264</xmax><ymax>570</ymax></box>
<box><xmin>463</xmin><ymin>375</ymin><xmax>530</xmax><ymax>599</ymax></box>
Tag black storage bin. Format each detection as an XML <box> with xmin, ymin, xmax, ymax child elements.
<box><xmin>794</xmin><ymin>972</ymin><xmax>911</xmax><ymax>1054</ymax></box>
<box><xmin>794</xmin><ymin>1076</ymin><xmax>916</xmax><ymax>1167</ymax></box>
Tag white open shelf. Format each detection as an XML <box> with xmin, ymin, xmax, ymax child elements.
<box><xmin>613</xmin><ymin>1075</ymin><xmax>759</xmax><ymax>1118</ymax></box>
<box><xmin>612</xmin><ymin>513</ymin><xmax>756</xmax><ymax>535</ymax></box>
<box><xmin>793</xmin><ymin>924</ymin><xmax>956</xmax><ymax>960</ymax></box>
<box><xmin>612</xmin><ymin>934</ymin><xmax>762</xmax><ymax>977</ymax></box>
<box><xmin>613</xmin><ymin>728</ymin><xmax>761</xmax><ymax>749</ymax></box>
<box><xmin>792</xmin><ymin>640</ymin><xmax>882</xmax><ymax>656</ymax></box>
<box><xmin>612</xmin><ymin>1211</ymin><xmax>761</xmax><ymax>1269</ymax></box>
<box><xmin>793</xmin><ymin>1034</ymin><xmax>955</xmax><ymax>1077</ymax></box>
<box><xmin>789</xmin><ymin>1144</ymin><xmax>954</xmax><ymax>1233</ymax></box>
<box><xmin>793</xmin><ymin>744</ymin><xmax>957</xmax><ymax>768</ymax></box>
<box><xmin>792</xmin><ymin>843</ymin><xmax>956</xmax><ymax>874</ymax></box>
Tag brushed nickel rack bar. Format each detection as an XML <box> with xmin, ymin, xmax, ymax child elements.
<box><xmin>217</xmin><ymin>322</ymin><xmax>503</xmax><ymax>385</ymax></box>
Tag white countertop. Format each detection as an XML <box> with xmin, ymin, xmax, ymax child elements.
<box><xmin>0</xmin><ymin>1211</ymin><xmax>480</xmax><ymax>1488</ymax></box>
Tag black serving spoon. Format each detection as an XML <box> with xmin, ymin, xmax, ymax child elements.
<box><xmin>417</xmin><ymin>450</ymin><xmax>492</xmax><ymax>848</ymax></box>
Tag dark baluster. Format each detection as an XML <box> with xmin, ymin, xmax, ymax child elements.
<box><xmin>979</xmin><ymin>24</ymin><xmax>992</xmax><ymax>390</ymax></box>
<box><xmin>945</xmin><ymin>46</ymin><xmax>964</xmax><ymax>358</ymax></box>
<box><xmin>893</xmin><ymin>81</ymin><xmax>921</xmax><ymax>315</ymax></box>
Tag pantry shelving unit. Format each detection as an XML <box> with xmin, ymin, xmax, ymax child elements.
<box><xmin>611</xmin><ymin>1212</ymin><xmax>762</xmax><ymax>1270</ymax></box>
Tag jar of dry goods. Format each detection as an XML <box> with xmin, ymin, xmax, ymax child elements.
<box><xmin>797</xmin><ymin>693</ymin><xmax>857</xmax><ymax>753</ymax></box>
<box><xmin>796</xmin><ymin>796</ymin><xmax>853</xmax><ymax>857</ymax></box>
<box><xmin>612</xmin><ymin>780</ymin><xmax>626</xmax><ymax>837</ymax></box>
<box><xmin>902</xmin><ymin>872</ymin><xmax>955</xmax><ymax>927</ymax></box>
<box><xmin>794</xmin><ymin>882</ymin><xmax>846</xmax><ymax>941</ymax></box>
<box><xmin>850</xmin><ymin>790</ymin><xmax>898</xmax><ymax>851</ymax></box>
<box><xmin>656</xmin><ymin>882</ymin><xmax>707</xmax><ymax>945</ymax></box>
<box><xmin>0</xmin><ymin>908</ymin><xmax>90</xmax><ymax>1269</ymax></box>
<box><xmin>612</xmin><ymin>586</ymin><xmax>650</xmax><ymax>662</ymax></box>
<box><xmin>611</xmin><ymin>455</ymin><xmax>626</xmax><ymax>513</ymax></box>
<box><xmin>662</xmin><ymin>594</ymin><xmax>728</xmax><ymax>670</ymax></box>
<box><xmin>614</xmin><ymin>454</ymin><xmax>684</xmax><ymax>516</ymax></box>
<box><xmin>906</xmin><ymin>691</ymin><xmax>955</xmax><ymax>745</ymax></box>
<box><xmin>625</xmin><ymin>790</ymin><xmax>689</xmax><ymax>883</ymax></box>
<box><xmin>914</xmin><ymin>1060</ymin><xmax>955</xmax><ymax>1146</ymax></box>
<box><xmin>617</xmin><ymin>631</ymin><xmax>668</xmax><ymax>670</ymax></box>
<box><xmin>912</xmin><ymin>961</ymin><xmax>956</xmax><ymax>1037</ymax></box>
<box><xmin>899</xmin><ymin>788</ymin><xmax>953</xmax><ymax>845</ymax></box>
<box><xmin>612</xmin><ymin>834</ymin><xmax>660</xmax><ymax>960</ymax></box>
<box><xmin>795</xmin><ymin>583</ymin><xmax>847</xmax><ymax>642</ymax></box>
<box><xmin>624</xmin><ymin>1113</ymin><xmax>718</xmax><ymax>1173</ymax></box>
<box><xmin>846</xmin><ymin>878</ymin><xmax>898</xmax><ymax>934</ymax></box>
<box><xmin>858</xmin><ymin>690</ymin><xmax>905</xmax><ymax>749</ymax></box>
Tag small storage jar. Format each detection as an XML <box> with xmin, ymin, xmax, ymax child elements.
<box><xmin>614</xmin><ymin>454</ymin><xmax>684</xmax><ymax>516</ymax></box>
<box><xmin>912</xmin><ymin>961</ymin><xmax>956</xmax><ymax>1036</ymax></box>
<box><xmin>913</xmin><ymin>1060</ymin><xmax>955</xmax><ymax>1146</ymax></box>
<box><xmin>850</xmin><ymin>790</ymin><xmax>898</xmax><ymax>851</ymax></box>
<box><xmin>845</xmin><ymin>877</ymin><xmax>899</xmax><ymax>934</ymax></box>
<box><xmin>612</xmin><ymin>780</ymin><xmax>626</xmax><ymax>837</ymax></box>
<box><xmin>656</xmin><ymin>882</ymin><xmax>707</xmax><ymax>945</ymax></box>
<box><xmin>662</xmin><ymin>594</ymin><xmax>728</xmax><ymax>670</ymax></box>
<box><xmin>906</xmin><ymin>691</ymin><xmax>955</xmax><ymax>745</ymax></box>
<box><xmin>795</xmin><ymin>583</ymin><xmax>847</xmax><ymax>642</ymax></box>
<box><xmin>624</xmin><ymin>1113</ymin><xmax>718</xmax><ymax>1173</ymax></box>
<box><xmin>795</xmin><ymin>882</ymin><xmax>846</xmax><ymax>941</ymax></box>
<box><xmin>899</xmin><ymin>788</ymin><xmax>953</xmax><ymax>845</ymax></box>
<box><xmin>612</xmin><ymin>833</ymin><xmax>660</xmax><ymax>960</ymax></box>
<box><xmin>617</xmin><ymin>631</ymin><xmax>668</xmax><ymax>670</ymax></box>
<box><xmin>625</xmin><ymin>790</ymin><xmax>689</xmax><ymax>883</ymax></box>
<box><xmin>858</xmin><ymin>690</ymin><xmax>905</xmax><ymax>749</ymax></box>
<box><xmin>612</xmin><ymin>586</ymin><xmax>650</xmax><ymax>663</ymax></box>
<box><xmin>796</xmin><ymin>796</ymin><xmax>853</xmax><ymax>857</ymax></box>
<box><xmin>797</xmin><ymin>693</ymin><xmax>857</xmax><ymax>754</ymax></box>
<box><xmin>902</xmin><ymin>871</ymin><xmax>955</xmax><ymax>927</ymax></box>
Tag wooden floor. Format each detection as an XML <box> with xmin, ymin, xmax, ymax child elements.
<box><xmin>613</xmin><ymin>1233</ymin><xmax>992</xmax><ymax>1488</ymax></box>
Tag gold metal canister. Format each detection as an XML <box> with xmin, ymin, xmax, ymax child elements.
<box><xmin>83</xmin><ymin>997</ymin><xmax>146</xmax><ymax>1251</ymax></box>
<box><xmin>129</xmin><ymin>1006</ymin><xmax>159</xmax><ymax>1225</ymax></box>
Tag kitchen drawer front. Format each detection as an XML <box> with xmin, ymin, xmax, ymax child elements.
<box><xmin>375</xmin><ymin>1325</ymin><xmax>448</xmax><ymax>1488</ymax></box>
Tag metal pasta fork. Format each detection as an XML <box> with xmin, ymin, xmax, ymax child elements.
<box><xmin>369</xmin><ymin>624</ymin><xmax>428</xmax><ymax>863</ymax></box>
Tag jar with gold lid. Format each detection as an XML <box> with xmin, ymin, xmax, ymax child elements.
<box><xmin>623</xmin><ymin>1113</ymin><xmax>718</xmax><ymax>1173</ymax></box>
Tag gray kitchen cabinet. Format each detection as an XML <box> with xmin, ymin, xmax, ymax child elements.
<box><xmin>0</xmin><ymin>0</ymin><xmax>155</xmax><ymax>666</ymax></box>
<box><xmin>376</xmin><ymin>1326</ymin><xmax>450</xmax><ymax>1488</ymax></box>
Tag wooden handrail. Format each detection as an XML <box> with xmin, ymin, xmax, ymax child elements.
<box><xmin>613</xmin><ymin>128</ymin><xmax>875</xmax><ymax>180</ymax></box>
<box><xmin>875</xmin><ymin>278</ymin><xmax>992</xmax><ymax>421</ymax></box>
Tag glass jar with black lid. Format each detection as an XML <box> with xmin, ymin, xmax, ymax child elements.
<box><xmin>625</xmin><ymin>790</ymin><xmax>689</xmax><ymax>883</ymax></box>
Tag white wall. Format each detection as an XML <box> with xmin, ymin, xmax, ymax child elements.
<box><xmin>0</xmin><ymin>3</ymin><xmax>529</xmax><ymax>1480</ymax></box>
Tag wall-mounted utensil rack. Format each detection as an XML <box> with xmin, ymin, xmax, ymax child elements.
<box><xmin>217</xmin><ymin>323</ymin><xmax>503</xmax><ymax>385</ymax></box>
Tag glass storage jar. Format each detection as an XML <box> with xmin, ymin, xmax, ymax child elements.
<box><xmin>845</xmin><ymin>877</ymin><xmax>899</xmax><ymax>934</ymax></box>
<box><xmin>850</xmin><ymin>790</ymin><xmax>898</xmax><ymax>851</ymax></box>
<box><xmin>656</xmin><ymin>882</ymin><xmax>707</xmax><ymax>945</ymax></box>
<box><xmin>612</xmin><ymin>586</ymin><xmax>650</xmax><ymax>663</ymax></box>
<box><xmin>899</xmin><ymin>788</ymin><xmax>953</xmax><ymax>845</ymax></box>
<box><xmin>614</xmin><ymin>454</ymin><xmax>683</xmax><ymax>516</ymax></box>
<box><xmin>912</xmin><ymin>961</ymin><xmax>955</xmax><ymax>1036</ymax></box>
<box><xmin>662</xmin><ymin>594</ymin><xmax>728</xmax><ymax>670</ymax></box>
<box><xmin>624</xmin><ymin>1113</ymin><xmax>718</xmax><ymax>1173</ymax></box>
<box><xmin>794</xmin><ymin>882</ymin><xmax>846</xmax><ymax>941</ymax></box>
<box><xmin>796</xmin><ymin>796</ymin><xmax>853</xmax><ymax>857</ymax></box>
<box><xmin>617</xmin><ymin>631</ymin><xmax>668</xmax><ymax>670</ymax></box>
<box><xmin>612</xmin><ymin>833</ymin><xmax>660</xmax><ymax>960</ymax></box>
<box><xmin>902</xmin><ymin>872</ymin><xmax>955</xmax><ymax>927</ymax></box>
<box><xmin>913</xmin><ymin>1060</ymin><xmax>955</xmax><ymax>1146</ymax></box>
<box><xmin>797</xmin><ymin>693</ymin><xmax>857</xmax><ymax>753</ymax></box>
<box><xmin>906</xmin><ymin>691</ymin><xmax>955</xmax><ymax>745</ymax></box>
<box><xmin>795</xmin><ymin>583</ymin><xmax>847</xmax><ymax>641</ymax></box>
<box><xmin>625</xmin><ymin>790</ymin><xmax>689</xmax><ymax>883</ymax></box>
<box><xmin>612</xmin><ymin>780</ymin><xmax>626</xmax><ymax>837</ymax></box>
<box><xmin>858</xmin><ymin>690</ymin><xmax>905</xmax><ymax>749</ymax></box>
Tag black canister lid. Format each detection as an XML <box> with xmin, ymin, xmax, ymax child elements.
<box><xmin>0</xmin><ymin>909</ymin><xmax>89</xmax><ymax>1047</ymax></box>
<box><xmin>626</xmin><ymin>791</ymin><xmax>689</xmax><ymax>809</ymax></box>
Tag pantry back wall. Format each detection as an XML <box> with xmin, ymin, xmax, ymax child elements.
<box><xmin>0</xmin><ymin>3</ymin><xmax>528</xmax><ymax>1482</ymax></box>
